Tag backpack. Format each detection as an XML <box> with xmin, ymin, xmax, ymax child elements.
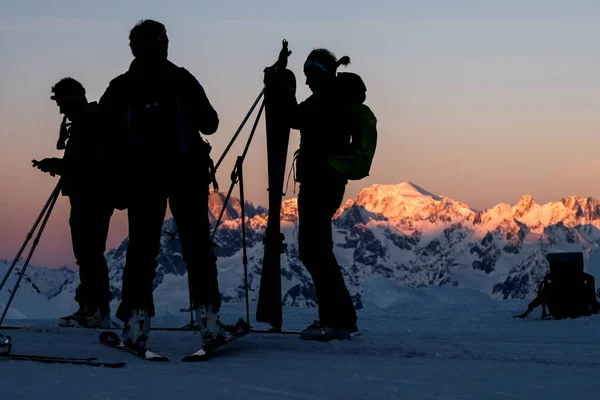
<box><xmin>328</xmin><ymin>72</ymin><xmax>377</xmax><ymax>181</ymax></box>
<box><xmin>100</xmin><ymin>63</ymin><xmax>217</xmax><ymax>210</ymax></box>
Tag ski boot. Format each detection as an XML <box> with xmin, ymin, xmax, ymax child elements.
<box><xmin>122</xmin><ymin>309</ymin><xmax>151</xmax><ymax>346</ymax></box>
<box><xmin>195</xmin><ymin>304</ymin><xmax>226</xmax><ymax>347</ymax></box>
<box><xmin>58</xmin><ymin>305</ymin><xmax>86</xmax><ymax>327</ymax></box>
<box><xmin>300</xmin><ymin>320</ymin><xmax>358</xmax><ymax>342</ymax></box>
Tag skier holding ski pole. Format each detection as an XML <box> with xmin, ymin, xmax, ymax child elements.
<box><xmin>264</xmin><ymin>47</ymin><xmax>377</xmax><ymax>341</ymax></box>
<box><xmin>31</xmin><ymin>77</ymin><xmax>115</xmax><ymax>329</ymax></box>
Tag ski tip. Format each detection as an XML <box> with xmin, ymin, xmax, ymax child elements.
<box><xmin>182</xmin><ymin>354</ymin><xmax>208</xmax><ymax>362</ymax></box>
<box><xmin>103</xmin><ymin>362</ymin><xmax>127</xmax><ymax>368</ymax></box>
<box><xmin>144</xmin><ymin>350</ymin><xmax>169</xmax><ymax>362</ymax></box>
<box><xmin>147</xmin><ymin>356</ymin><xmax>169</xmax><ymax>362</ymax></box>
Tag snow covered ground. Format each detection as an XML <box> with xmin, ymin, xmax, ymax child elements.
<box><xmin>2</xmin><ymin>279</ymin><xmax>600</xmax><ymax>399</ymax></box>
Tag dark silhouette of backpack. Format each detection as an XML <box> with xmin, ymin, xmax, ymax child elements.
<box><xmin>328</xmin><ymin>72</ymin><xmax>377</xmax><ymax>181</ymax></box>
<box><xmin>539</xmin><ymin>252</ymin><xmax>587</xmax><ymax>319</ymax></box>
<box><xmin>513</xmin><ymin>252</ymin><xmax>600</xmax><ymax>319</ymax></box>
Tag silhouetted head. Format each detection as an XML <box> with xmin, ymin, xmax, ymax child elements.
<box><xmin>303</xmin><ymin>49</ymin><xmax>350</xmax><ymax>94</ymax></box>
<box><xmin>129</xmin><ymin>19</ymin><xmax>168</xmax><ymax>61</ymax></box>
<box><xmin>50</xmin><ymin>77</ymin><xmax>87</xmax><ymax>120</ymax></box>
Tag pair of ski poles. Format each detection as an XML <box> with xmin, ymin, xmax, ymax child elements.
<box><xmin>0</xmin><ymin>90</ymin><xmax>266</xmax><ymax>331</ymax></box>
<box><xmin>0</xmin><ymin>181</ymin><xmax>62</xmax><ymax>327</ymax></box>
<box><xmin>0</xmin><ymin>90</ymin><xmax>267</xmax><ymax>332</ymax></box>
<box><xmin>178</xmin><ymin>88</ymin><xmax>266</xmax><ymax>329</ymax></box>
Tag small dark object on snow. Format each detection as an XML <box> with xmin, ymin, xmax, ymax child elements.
<box><xmin>0</xmin><ymin>333</ymin><xmax>11</xmax><ymax>355</ymax></box>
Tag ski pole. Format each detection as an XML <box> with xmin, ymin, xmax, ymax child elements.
<box><xmin>201</xmin><ymin>99</ymin><xmax>265</xmax><ymax>326</ymax></box>
<box><xmin>0</xmin><ymin>185</ymin><xmax>60</xmax><ymax>326</ymax></box>
<box><xmin>237</xmin><ymin>156</ymin><xmax>251</xmax><ymax>325</ymax></box>
<box><xmin>0</xmin><ymin>181</ymin><xmax>61</xmax><ymax>294</ymax></box>
<box><xmin>186</xmin><ymin>272</ymin><xmax>195</xmax><ymax>330</ymax></box>
<box><xmin>211</xmin><ymin>98</ymin><xmax>265</xmax><ymax>240</ymax></box>
<box><xmin>172</xmin><ymin>89</ymin><xmax>266</xmax><ymax>240</ymax></box>
<box><xmin>214</xmin><ymin>89</ymin><xmax>265</xmax><ymax>171</ymax></box>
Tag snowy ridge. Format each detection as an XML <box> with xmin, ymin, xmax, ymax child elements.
<box><xmin>5</xmin><ymin>182</ymin><xmax>600</xmax><ymax>319</ymax></box>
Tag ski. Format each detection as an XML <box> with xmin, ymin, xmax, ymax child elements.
<box><xmin>8</xmin><ymin>353</ymin><xmax>97</xmax><ymax>361</ymax></box>
<box><xmin>0</xmin><ymin>325</ymin><xmax>29</xmax><ymax>330</ymax></box>
<box><xmin>0</xmin><ymin>353</ymin><xmax>124</xmax><ymax>368</ymax></box>
<box><xmin>250</xmin><ymin>328</ymin><xmax>301</xmax><ymax>335</ymax></box>
<box><xmin>256</xmin><ymin>40</ymin><xmax>296</xmax><ymax>331</ymax></box>
<box><xmin>249</xmin><ymin>329</ymin><xmax>361</xmax><ymax>338</ymax></box>
<box><xmin>182</xmin><ymin>320</ymin><xmax>250</xmax><ymax>362</ymax></box>
<box><xmin>99</xmin><ymin>331</ymin><xmax>169</xmax><ymax>362</ymax></box>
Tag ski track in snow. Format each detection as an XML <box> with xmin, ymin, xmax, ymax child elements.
<box><xmin>2</xmin><ymin>283</ymin><xmax>600</xmax><ymax>399</ymax></box>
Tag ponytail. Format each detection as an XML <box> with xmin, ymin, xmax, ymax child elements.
<box><xmin>336</xmin><ymin>56</ymin><xmax>351</xmax><ymax>68</ymax></box>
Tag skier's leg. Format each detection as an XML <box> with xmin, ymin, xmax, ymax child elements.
<box><xmin>298</xmin><ymin>183</ymin><xmax>357</xmax><ymax>331</ymax></box>
<box><xmin>170</xmin><ymin>165</ymin><xmax>221</xmax><ymax>310</ymax></box>
<box><xmin>116</xmin><ymin>189</ymin><xmax>167</xmax><ymax>323</ymax></box>
<box><xmin>58</xmin><ymin>195</ymin><xmax>88</xmax><ymax>326</ymax></box>
<box><xmin>66</xmin><ymin>195</ymin><xmax>114</xmax><ymax>327</ymax></box>
<box><xmin>170</xmin><ymin>161</ymin><xmax>223</xmax><ymax>342</ymax></box>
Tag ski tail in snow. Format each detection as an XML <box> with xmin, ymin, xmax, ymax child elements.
<box><xmin>99</xmin><ymin>331</ymin><xmax>168</xmax><ymax>362</ymax></box>
<box><xmin>256</xmin><ymin>40</ymin><xmax>296</xmax><ymax>331</ymax></box>
<box><xmin>182</xmin><ymin>318</ymin><xmax>250</xmax><ymax>362</ymax></box>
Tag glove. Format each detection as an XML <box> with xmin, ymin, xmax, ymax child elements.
<box><xmin>263</xmin><ymin>39</ymin><xmax>292</xmax><ymax>88</ymax></box>
<box><xmin>32</xmin><ymin>158</ymin><xmax>65</xmax><ymax>177</ymax></box>
<box><xmin>57</xmin><ymin>116</ymin><xmax>71</xmax><ymax>150</ymax></box>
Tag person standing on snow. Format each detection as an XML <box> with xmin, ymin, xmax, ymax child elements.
<box><xmin>266</xmin><ymin>48</ymin><xmax>377</xmax><ymax>340</ymax></box>
<box><xmin>98</xmin><ymin>19</ymin><xmax>224</xmax><ymax>347</ymax></box>
<box><xmin>32</xmin><ymin>77</ymin><xmax>114</xmax><ymax>328</ymax></box>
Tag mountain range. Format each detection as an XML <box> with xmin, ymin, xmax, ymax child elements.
<box><xmin>3</xmin><ymin>181</ymin><xmax>600</xmax><ymax>319</ymax></box>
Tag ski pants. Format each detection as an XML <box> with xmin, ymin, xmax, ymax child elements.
<box><xmin>69</xmin><ymin>193</ymin><xmax>114</xmax><ymax>312</ymax></box>
<box><xmin>297</xmin><ymin>181</ymin><xmax>357</xmax><ymax>329</ymax></box>
<box><xmin>116</xmin><ymin>162</ymin><xmax>221</xmax><ymax>322</ymax></box>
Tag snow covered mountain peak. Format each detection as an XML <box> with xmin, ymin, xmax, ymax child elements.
<box><xmin>357</xmin><ymin>182</ymin><xmax>442</xmax><ymax>202</ymax></box>
<box><xmin>513</xmin><ymin>194</ymin><xmax>538</xmax><ymax>218</ymax></box>
<box><xmin>353</xmin><ymin>182</ymin><xmax>473</xmax><ymax>222</ymax></box>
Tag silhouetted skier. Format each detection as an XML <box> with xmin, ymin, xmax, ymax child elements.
<box><xmin>266</xmin><ymin>48</ymin><xmax>377</xmax><ymax>340</ymax></box>
<box><xmin>98</xmin><ymin>20</ymin><xmax>224</xmax><ymax>347</ymax></box>
<box><xmin>32</xmin><ymin>77</ymin><xmax>114</xmax><ymax>328</ymax></box>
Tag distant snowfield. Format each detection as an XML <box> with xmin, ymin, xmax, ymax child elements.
<box><xmin>3</xmin><ymin>280</ymin><xmax>600</xmax><ymax>399</ymax></box>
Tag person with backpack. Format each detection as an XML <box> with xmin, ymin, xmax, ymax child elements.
<box><xmin>98</xmin><ymin>20</ymin><xmax>224</xmax><ymax>347</ymax></box>
<box><xmin>514</xmin><ymin>252</ymin><xmax>600</xmax><ymax>319</ymax></box>
<box><xmin>32</xmin><ymin>77</ymin><xmax>114</xmax><ymax>328</ymax></box>
<box><xmin>266</xmin><ymin>48</ymin><xmax>377</xmax><ymax>341</ymax></box>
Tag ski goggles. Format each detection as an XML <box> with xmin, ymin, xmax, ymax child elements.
<box><xmin>303</xmin><ymin>62</ymin><xmax>334</xmax><ymax>75</ymax></box>
<box><xmin>50</xmin><ymin>94</ymin><xmax>82</xmax><ymax>102</ymax></box>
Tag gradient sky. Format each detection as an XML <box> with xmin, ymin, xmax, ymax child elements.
<box><xmin>2</xmin><ymin>1</ymin><xmax>600</xmax><ymax>268</ymax></box>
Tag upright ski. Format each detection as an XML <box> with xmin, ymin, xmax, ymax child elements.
<box><xmin>99</xmin><ymin>331</ymin><xmax>168</xmax><ymax>362</ymax></box>
<box><xmin>256</xmin><ymin>40</ymin><xmax>296</xmax><ymax>331</ymax></box>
